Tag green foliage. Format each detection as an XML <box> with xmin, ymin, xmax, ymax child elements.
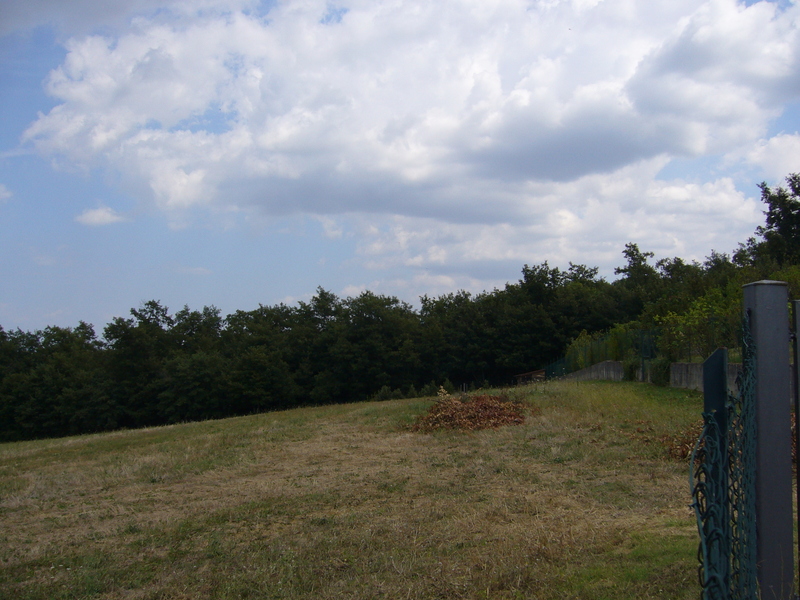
<box><xmin>441</xmin><ymin>378</ymin><xmax>456</xmax><ymax>394</ymax></box>
<box><xmin>371</xmin><ymin>385</ymin><xmax>404</xmax><ymax>401</ymax></box>
<box><xmin>622</xmin><ymin>352</ymin><xmax>640</xmax><ymax>382</ymax></box>
<box><xmin>756</xmin><ymin>174</ymin><xmax>800</xmax><ymax>266</ymax></box>
<box><xmin>655</xmin><ymin>286</ymin><xmax>740</xmax><ymax>362</ymax></box>
<box><xmin>564</xmin><ymin>323</ymin><xmax>653</xmax><ymax>374</ymax></box>
<box><xmin>649</xmin><ymin>356</ymin><xmax>672</xmax><ymax>387</ymax></box>
<box><xmin>419</xmin><ymin>381</ymin><xmax>438</xmax><ymax>397</ymax></box>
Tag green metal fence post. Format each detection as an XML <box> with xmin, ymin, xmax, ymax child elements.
<box><xmin>743</xmin><ymin>281</ymin><xmax>794</xmax><ymax>600</ymax></box>
<box><xmin>791</xmin><ymin>300</ymin><xmax>800</xmax><ymax>585</ymax></box>
<box><xmin>704</xmin><ymin>347</ymin><xmax>731</xmax><ymax>594</ymax></box>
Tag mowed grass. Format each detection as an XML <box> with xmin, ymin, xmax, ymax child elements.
<box><xmin>0</xmin><ymin>381</ymin><xmax>702</xmax><ymax>599</ymax></box>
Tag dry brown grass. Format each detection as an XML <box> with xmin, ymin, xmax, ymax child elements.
<box><xmin>0</xmin><ymin>381</ymin><xmax>703</xmax><ymax>599</ymax></box>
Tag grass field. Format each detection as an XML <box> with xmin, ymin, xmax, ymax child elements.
<box><xmin>0</xmin><ymin>380</ymin><xmax>703</xmax><ymax>599</ymax></box>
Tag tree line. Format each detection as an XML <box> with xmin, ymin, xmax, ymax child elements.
<box><xmin>2</xmin><ymin>174</ymin><xmax>800</xmax><ymax>442</ymax></box>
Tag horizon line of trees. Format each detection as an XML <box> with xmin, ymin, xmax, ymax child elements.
<box><xmin>3</xmin><ymin>174</ymin><xmax>800</xmax><ymax>442</ymax></box>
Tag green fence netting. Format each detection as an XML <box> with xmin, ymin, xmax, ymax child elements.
<box><xmin>690</xmin><ymin>312</ymin><xmax>757</xmax><ymax>600</ymax></box>
<box><xmin>542</xmin><ymin>328</ymin><xmax>658</xmax><ymax>379</ymax></box>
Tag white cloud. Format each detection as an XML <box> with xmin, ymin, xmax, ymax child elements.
<box><xmin>341</xmin><ymin>283</ymin><xmax>368</xmax><ymax>297</ymax></box>
<box><xmin>747</xmin><ymin>133</ymin><xmax>800</xmax><ymax>182</ymax></box>
<box><xmin>13</xmin><ymin>0</ymin><xmax>800</xmax><ymax>292</ymax></box>
<box><xmin>349</xmin><ymin>159</ymin><xmax>760</xmax><ymax>283</ymax></box>
<box><xmin>24</xmin><ymin>1</ymin><xmax>800</xmax><ymax>206</ymax></box>
<box><xmin>316</xmin><ymin>216</ymin><xmax>344</xmax><ymax>239</ymax></box>
<box><xmin>0</xmin><ymin>184</ymin><xmax>11</xmax><ymax>202</ymax></box>
<box><xmin>75</xmin><ymin>206</ymin><xmax>127</xmax><ymax>226</ymax></box>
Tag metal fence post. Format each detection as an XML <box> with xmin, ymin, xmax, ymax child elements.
<box><xmin>704</xmin><ymin>348</ymin><xmax>728</xmax><ymax>432</ymax></box>
<box><xmin>704</xmin><ymin>347</ymin><xmax>730</xmax><ymax>593</ymax></box>
<box><xmin>743</xmin><ymin>280</ymin><xmax>794</xmax><ymax>600</ymax></box>
<box><xmin>791</xmin><ymin>300</ymin><xmax>800</xmax><ymax>588</ymax></box>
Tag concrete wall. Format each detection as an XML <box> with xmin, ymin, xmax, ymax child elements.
<box><xmin>563</xmin><ymin>360</ymin><xmax>624</xmax><ymax>382</ymax></box>
<box><xmin>559</xmin><ymin>358</ymin><xmax>790</xmax><ymax>399</ymax></box>
<box><xmin>669</xmin><ymin>362</ymin><xmax>742</xmax><ymax>393</ymax></box>
<box><xmin>562</xmin><ymin>359</ymin><xmax>744</xmax><ymax>394</ymax></box>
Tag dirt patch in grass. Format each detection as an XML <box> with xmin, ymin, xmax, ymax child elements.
<box><xmin>411</xmin><ymin>394</ymin><xmax>530</xmax><ymax>432</ymax></box>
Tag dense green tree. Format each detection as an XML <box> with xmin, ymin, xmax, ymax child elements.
<box><xmin>171</xmin><ymin>305</ymin><xmax>223</xmax><ymax>353</ymax></box>
<box><xmin>419</xmin><ymin>291</ymin><xmax>492</xmax><ymax>386</ymax></box>
<box><xmin>329</xmin><ymin>291</ymin><xmax>422</xmax><ymax>402</ymax></box>
<box><xmin>612</xmin><ymin>243</ymin><xmax>662</xmax><ymax>317</ymax></box>
<box><xmin>103</xmin><ymin>301</ymin><xmax>176</xmax><ymax>427</ymax></box>
<box><xmin>157</xmin><ymin>350</ymin><xmax>232</xmax><ymax>423</ymax></box>
<box><xmin>756</xmin><ymin>173</ymin><xmax>800</xmax><ymax>266</ymax></box>
<box><xmin>223</xmin><ymin>303</ymin><xmax>300</xmax><ymax>408</ymax></box>
<box><xmin>0</xmin><ymin>324</ymin><xmax>112</xmax><ymax>440</ymax></box>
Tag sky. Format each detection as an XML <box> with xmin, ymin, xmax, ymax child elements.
<box><xmin>1</xmin><ymin>0</ymin><xmax>800</xmax><ymax>332</ymax></box>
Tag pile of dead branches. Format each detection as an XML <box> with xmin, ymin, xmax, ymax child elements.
<box><xmin>411</xmin><ymin>394</ymin><xmax>528</xmax><ymax>432</ymax></box>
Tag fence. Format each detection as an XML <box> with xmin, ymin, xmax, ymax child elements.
<box><xmin>691</xmin><ymin>281</ymin><xmax>795</xmax><ymax>600</ymax></box>
<box><xmin>542</xmin><ymin>328</ymin><xmax>658</xmax><ymax>380</ymax></box>
<box><xmin>691</xmin><ymin>343</ymin><xmax>757</xmax><ymax>599</ymax></box>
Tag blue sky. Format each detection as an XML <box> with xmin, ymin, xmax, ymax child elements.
<box><xmin>1</xmin><ymin>0</ymin><xmax>799</xmax><ymax>332</ymax></box>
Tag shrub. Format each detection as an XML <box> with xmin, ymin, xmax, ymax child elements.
<box><xmin>623</xmin><ymin>351</ymin><xmax>640</xmax><ymax>381</ymax></box>
<box><xmin>419</xmin><ymin>381</ymin><xmax>438</xmax><ymax>397</ymax></box>
<box><xmin>650</xmin><ymin>356</ymin><xmax>672</xmax><ymax>387</ymax></box>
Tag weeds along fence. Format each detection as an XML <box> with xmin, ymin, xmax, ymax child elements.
<box><xmin>543</xmin><ymin>328</ymin><xmax>658</xmax><ymax>379</ymax></box>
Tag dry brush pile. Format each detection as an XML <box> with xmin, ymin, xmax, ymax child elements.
<box><xmin>411</xmin><ymin>389</ymin><xmax>531</xmax><ymax>432</ymax></box>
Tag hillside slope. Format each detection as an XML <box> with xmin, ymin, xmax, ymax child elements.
<box><xmin>0</xmin><ymin>381</ymin><xmax>701</xmax><ymax>600</ymax></box>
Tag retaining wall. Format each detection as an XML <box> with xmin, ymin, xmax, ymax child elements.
<box><xmin>669</xmin><ymin>362</ymin><xmax>742</xmax><ymax>392</ymax></box>
<box><xmin>555</xmin><ymin>357</ymin><xmax>792</xmax><ymax>400</ymax></box>
<box><xmin>563</xmin><ymin>360</ymin><xmax>625</xmax><ymax>382</ymax></box>
<box><xmin>561</xmin><ymin>360</ymin><xmax>747</xmax><ymax>394</ymax></box>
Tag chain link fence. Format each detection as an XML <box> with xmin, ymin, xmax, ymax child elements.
<box><xmin>690</xmin><ymin>312</ymin><xmax>757</xmax><ymax>600</ymax></box>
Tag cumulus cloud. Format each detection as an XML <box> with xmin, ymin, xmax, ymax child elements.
<box><xmin>14</xmin><ymin>0</ymin><xmax>800</xmax><ymax>285</ymax></box>
<box><xmin>747</xmin><ymin>133</ymin><xmax>800</xmax><ymax>181</ymax></box>
<box><xmin>350</xmin><ymin>160</ymin><xmax>761</xmax><ymax>280</ymax></box>
<box><xmin>75</xmin><ymin>206</ymin><xmax>127</xmax><ymax>226</ymax></box>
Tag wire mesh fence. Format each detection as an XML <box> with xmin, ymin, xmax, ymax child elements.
<box><xmin>542</xmin><ymin>328</ymin><xmax>658</xmax><ymax>380</ymax></box>
<box><xmin>690</xmin><ymin>312</ymin><xmax>757</xmax><ymax>600</ymax></box>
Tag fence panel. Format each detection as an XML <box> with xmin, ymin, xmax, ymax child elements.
<box><xmin>691</xmin><ymin>313</ymin><xmax>757</xmax><ymax>600</ymax></box>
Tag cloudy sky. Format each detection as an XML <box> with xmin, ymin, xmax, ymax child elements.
<box><xmin>1</xmin><ymin>0</ymin><xmax>799</xmax><ymax>331</ymax></box>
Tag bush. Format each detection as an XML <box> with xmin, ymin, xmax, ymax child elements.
<box><xmin>441</xmin><ymin>378</ymin><xmax>456</xmax><ymax>394</ymax></box>
<box><xmin>372</xmin><ymin>385</ymin><xmax>404</xmax><ymax>401</ymax></box>
<box><xmin>649</xmin><ymin>356</ymin><xmax>672</xmax><ymax>387</ymax></box>
<box><xmin>623</xmin><ymin>351</ymin><xmax>640</xmax><ymax>381</ymax></box>
<box><xmin>419</xmin><ymin>381</ymin><xmax>438</xmax><ymax>397</ymax></box>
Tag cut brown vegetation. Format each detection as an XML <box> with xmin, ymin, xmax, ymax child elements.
<box><xmin>662</xmin><ymin>416</ymin><xmax>798</xmax><ymax>464</ymax></box>
<box><xmin>410</xmin><ymin>393</ymin><xmax>529</xmax><ymax>432</ymax></box>
<box><xmin>662</xmin><ymin>418</ymin><xmax>704</xmax><ymax>461</ymax></box>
